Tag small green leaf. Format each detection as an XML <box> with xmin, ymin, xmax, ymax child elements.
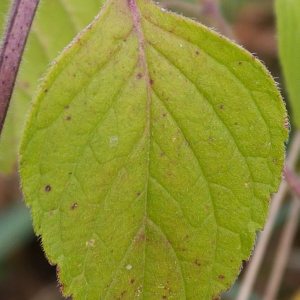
<box><xmin>20</xmin><ymin>0</ymin><xmax>288</xmax><ymax>298</ymax></box>
<box><xmin>276</xmin><ymin>0</ymin><xmax>300</xmax><ymax>129</ymax></box>
<box><xmin>0</xmin><ymin>0</ymin><xmax>106</xmax><ymax>173</ymax></box>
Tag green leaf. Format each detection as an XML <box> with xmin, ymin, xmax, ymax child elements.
<box><xmin>0</xmin><ymin>0</ymin><xmax>106</xmax><ymax>174</ymax></box>
<box><xmin>20</xmin><ymin>0</ymin><xmax>288</xmax><ymax>298</ymax></box>
<box><xmin>275</xmin><ymin>0</ymin><xmax>300</xmax><ymax>129</ymax></box>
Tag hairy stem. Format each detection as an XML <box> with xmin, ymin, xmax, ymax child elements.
<box><xmin>0</xmin><ymin>0</ymin><xmax>40</xmax><ymax>136</ymax></box>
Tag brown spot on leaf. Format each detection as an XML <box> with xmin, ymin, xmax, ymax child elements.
<box><xmin>194</xmin><ymin>259</ymin><xmax>201</xmax><ymax>267</ymax></box>
<box><xmin>71</xmin><ymin>203</ymin><xmax>78</xmax><ymax>210</ymax></box>
<box><xmin>219</xmin><ymin>105</ymin><xmax>224</xmax><ymax>109</ymax></box>
<box><xmin>45</xmin><ymin>185</ymin><xmax>51</xmax><ymax>192</ymax></box>
<box><xmin>162</xmin><ymin>296</ymin><xmax>167</xmax><ymax>299</ymax></box>
<box><xmin>218</xmin><ymin>275</ymin><xmax>225</xmax><ymax>280</ymax></box>
<box><xmin>160</xmin><ymin>152</ymin><xmax>164</xmax><ymax>157</ymax></box>
<box><xmin>272</xmin><ymin>158</ymin><xmax>277</xmax><ymax>162</ymax></box>
<box><xmin>137</xmin><ymin>73</ymin><xmax>142</xmax><ymax>79</ymax></box>
<box><xmin>130</xmin><ymin>279</ymin><xmax>135</xmax><ymax>284</ymax></box>
<box><xmin>44</xmin><ymin>89</ymin><xmax>48</xmax><ymax>93</ymax></box>
<box><xmin>238</xmin><ymin>61</ymin><xmax>242</xmax><ymax>65</ymax></box>
<box><xmin>209</xmin><ymin>137</ymin><xmax>214</xmax><ymax>142</ymax></box>
<box><xmin>66</xmin><ymin>116</ymin><xmax>71</xmax><ymax>121</ymax></box>
<box><xmin>195</xmin><ymin>51</ymin><xmax>199</xmax><ymax>55</ymax></box>
<box><xmin>162</xmin><ymin>113</ymin><xmax>167</xmax><ymax>117</ymax></box>
<box><xmin>121</xmin><ymin>290</ymin><xmax>126</xmax><ymax>297</ymax></box>
<box><xmin>150</xmin><ymin>79</ymin><xmax>154</xmax><ymax>85</ymax></box>
<box><xmin>64</xmin><ymin>105</ymin><xmax>69</xmax><ymax>110</ymax></box>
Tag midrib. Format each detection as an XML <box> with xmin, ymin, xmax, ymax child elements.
<box><xmin>128</xmin><ymin>0</ymin><xmax>151</xmax><ymax>297</ymax></box>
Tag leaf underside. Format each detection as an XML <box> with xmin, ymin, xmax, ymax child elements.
<box><xmin>20</xmin><ymin>0</ymin><xmax>288</xmax><ymax>299</ymax></box>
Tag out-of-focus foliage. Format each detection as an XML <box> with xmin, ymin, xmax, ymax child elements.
<box><xmin>276</xmin><ymin>0</ymin><xmax>300</xmax><ymax>129</ymax></box>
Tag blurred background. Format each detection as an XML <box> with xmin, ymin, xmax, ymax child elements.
<box><xmin>0</xmin><ymin>0</ymin><xmax>299</xmax><ymax>299</ymax></box>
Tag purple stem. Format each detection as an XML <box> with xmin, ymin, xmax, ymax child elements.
<box><xmin>284</xmin><ymin>165</ymin><xmax>300</xmax><ymax>200</ymax></box>
<box><xmin>0</xmin><ymin>0</ymin><xmax>40</xmax><ymax>135</ymax></box>
<box><xmin>201</xmin><ymin>0</ymin><xmax>234</xmax><ymax>39</ymax></box>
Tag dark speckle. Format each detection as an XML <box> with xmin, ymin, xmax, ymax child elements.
<box><xmin>71</xmin><ymin>203</ymin><xmax>78</xmax><ymax>210</ymax></box>
<box><xmin>44</xmin><ymin>89</ymin><xmax>48</xmax><ymax>93</ymax></box>
<box><xmin>272</xmin><ymin>158</ymin><xmax>277</xmax><ymax>162</ymax></box>
<box><xmin>160</xmin><ymin>152</ymin><xmax>164</xmax><ymax>157</ymax></box>
<box><xmin>218</xmin><ymin>275</ymin><xmax>225</xmax><ymax>280</ymax></box>
<box><xmin>130</xmin><ymin>279</ymin><xmax>135</xmax><ymax>284</ymax></box>
<box><xmin>45</xmin><ymin>185</ymin><xmax>51</xmax><ymax>192</ymax></box>
<box><xmin>209</xmin><ymin>137</ymin><xmax>214</xmax><ymax>142</ymax></box>
<box><xmin>162</xmin><ymin>296</ymin><xmax>167</xmax><ymax>299</ymax></box>
<box><xmin>194</xmin><ymin>259</ymin><xmax>201</xmax><ymax>267</ymax></box>
<box><xmin>219</xmin><ymin>105</ymin><xmax>224</xmax><ymax>109</ymax></box>
<box><xmin>137</xmin><ymin>73</ymin><xmax>142</xmax><ymax>79</ymax></box>
<box><xmin>121</xmin><ymin>290</ymin><xmax>126</xmax><ymax>297</ymax></box>
<box><xmin>162</xmin><ymin>113</ymin><xmax>167</xmax><ymax>117</ymax></box>
<box><xmin>150</xmin><ymin>79</ymin><xmax>154</xmax><ymax>85</ymax></box>
<box><xmin>64</xmin><ymin>105</ymin><xmax>69</xmax><ymax>110</ymax></box>
<box><xmin>238</xmin><ymin>61</ymin><xmax>242</xmax><ymax>65</ymax></box>
<box><xmin>66</xmin><ymin>116</ymin><xmax>71</xmax><ymax>121</ymax></box>
<box><xmin>195</xmin><ymin>51</ymin><xmax>199</xmax><ymax>55</ymax></box>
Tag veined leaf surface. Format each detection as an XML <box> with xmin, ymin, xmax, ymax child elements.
<box><xmin>276</xmin><ymin>0</ymin><xmax>300</xmax><ymax>129</ymax></box>
<box><xmin>0</xmin><ymin>0</ymin><xmax>106</xmax><ymax>173</ymax></box>
<box><xmin>20</xmin><ymin>0</ymin><xmax>288</xmax><ymax>298</ymax></box>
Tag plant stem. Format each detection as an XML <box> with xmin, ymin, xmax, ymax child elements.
<box><xmin>263</xmin><ymin>165</ymin><xmax>300</xmax><ymax>300</ymax></box>
<box><xmin>198</xmin><ymin>0</ymin><xmax>234</xmax><ymax>39</ymax></box>
<box><xmin>159</xmin><ymin>0</ymin><xmax>202</xmax><ymax>19</ymax></box>
<box><xmin>236</xmin><ymin>130</ymin><xmax>300</xmax><ymax>300</ymax></box>
<box><xmin>263</xmin><ymin>196</ymin><xmax>300</xmax><ymax>300</ymax></box>
<box><xmin>284</xmin><ymin>166</ymin><xmax>300</xmax><ymax>199</ymax></box>
<box><xmin>0</xmin><ymin>0</ymin><xmax>40</xmax><ymax>136</ymax></box>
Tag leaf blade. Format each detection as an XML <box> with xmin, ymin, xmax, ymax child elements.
<box><xmin>20</xmin><ymin>0</ymin><xmax>288</xmax><ymax>299</ymax></box>
<box><xmin>0</xmin><ymin>0</ymin><xmax>106</xmax><ymax>173</ymax></box>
